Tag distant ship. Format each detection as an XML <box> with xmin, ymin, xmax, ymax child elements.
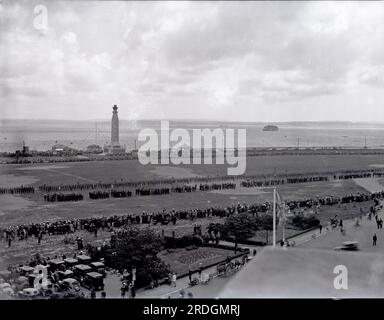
<box><xmin>262</xmin><ymin>125</ymin><xmax>279</xmax><ymax>132</ymax></box>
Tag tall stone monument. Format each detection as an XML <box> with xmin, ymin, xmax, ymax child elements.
<box><xmin>104</xmin><ymin>104</ymin><xmax>125</xmax><ymax>154</ymax></box>
<box><xmin>111</xmin><ymin>104</ymin><xmax>119</xmax><ymax>146</ymax></box>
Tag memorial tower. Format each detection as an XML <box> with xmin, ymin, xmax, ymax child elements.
<box><xmin>111</xmin><ymin>104</ymin><xmax>119</xmax><ymax>146</ymax></box>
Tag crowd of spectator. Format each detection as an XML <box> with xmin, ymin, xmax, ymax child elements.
<box><xmin>3</xmin><ymin>189</ymin><xmax>384</xmax><ymax>247</ymax></box>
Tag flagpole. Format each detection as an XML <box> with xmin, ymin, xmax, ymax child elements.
<box><xmin>273</xmin><ymin>187</ymin><xmax>276</xmax><ymax>247</ymax></box>
<box><xmin>282</xmin><ymin>199</ymin><xmax>285</xmax><ymax>242</ymax></box>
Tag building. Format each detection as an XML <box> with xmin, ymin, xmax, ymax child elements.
<box><xmin>86</xmin><ymin>144</ymin><xmax>103</xmax><ymax>154</ymax></box>
<box><xmin>104</xmin><ymin>105</ymin><xmax>126</xmax><ymax>154</ymax></box>
<box><xmin>51</xmin><ymin>143</ymin><xmax>78</xmax><ymax>155</ymax></box>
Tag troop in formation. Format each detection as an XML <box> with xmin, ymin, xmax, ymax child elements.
<box><xmin>240</xmin><ymin>171</ymin><xmax>384</xmax><ymax>188</ymax></box>
<box><xmin>89</xmin><ymin>190</ymin><xmax>133</xmax><ymax>199</ymax></box>
<box><xmin>3</xmin><ymin>169</ymin><xmax>384</xmax><ymax>197</ymax></box>
<box><xmin>0</xmin><ymin>186</ymin><xmax>35</xmax><ymax>194</ymax></box>
<box><xmin>135</xmin><ymin>187</ymin><xmax>170</xmax><ymax>196</ymax></box>
<box><xmin>43</xmin><ymin>183</ymin><xmax>238</xmax><ymax>202</ymax></box>
<box><xmin>43</xmin><ymin>193</ymin><xmax>84</xmax><ymax>202</ymax></box>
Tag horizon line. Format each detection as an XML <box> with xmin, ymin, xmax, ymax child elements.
<box><xmin>2</xmin><ymin>118</ymin><xmax>384</xmax><ymax>124</ymax></box>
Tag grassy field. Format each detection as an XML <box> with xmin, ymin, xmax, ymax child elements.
<box><xmin>0</xmin><ymin>178</ymin><xmax>370</xmax><ymax>226</ymax></box>
<box><xmin>1</xmin><ymin>153</ymin><xmax>383</xmax><ymax>271</ymax></box>
<box><xmin>2</xmin><ymin>154</ymin><xmax>384</xmax><ymax>187</ymax></box>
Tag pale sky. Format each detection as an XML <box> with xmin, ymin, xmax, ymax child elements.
<box><xmin>1</xmin><ymin>1</ymin><xmax>384</xmax><ymax>122</ymax></box>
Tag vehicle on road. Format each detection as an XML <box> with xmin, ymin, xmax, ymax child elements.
<box><xmin>17</xmin><ymin>288</ymin><xmax>40</xmax><ymax>300</ymax></box>
<box><xmin>82</xmin><ymin>272</ymin><xmax>104</xmax><ymax>291</ymax></box>
<box><xmin>54</xmin><ymin>278</ymin><xmax>81</xmax><ymax>292</ymax></box>
<box><xmin>90</xmin><ymin>262</ymin><xmax>106</xmax><ymax>277</ymax></box>
<box><xmin>334</xmin><ymin>241</ymin><xmax>359</xmax><ymax>251</ymax></box>
<box><xmin>0</xmin><ymin>283</ymin><xmax>14</xmax><ymax>296</ymax></box>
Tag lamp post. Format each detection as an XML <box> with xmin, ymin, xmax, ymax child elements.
<box><xmin>273</xmin><ymin>187</ymin><xmax>276</xmax><ymax>247</ymax></box>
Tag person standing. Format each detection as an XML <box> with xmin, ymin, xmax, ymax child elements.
<box><xmin>373</xmin><ymin>233</ymin><xmax>378</xmax><ymax>246</ymax></box>
<box><xmin>38</xmin><ymin>232</ymin><xmax>42</xmax><ymax>244</ymax></box>
<box><xmin>121</xmin><ymin>282</ymin><xmax>127</xmax><ymax>298</ymax></box>
<box><xmin>198</xmin><ymin>263</ymin><xmax>203</xmax><ymax>277</ymax></box>
<box><xmin>127</xmin><ymin>282</ymin><xmax>133</xmax><ymax>298</ymax></box>
<box><xmin>131</xmin><ymin>282</ymin><xmax>136</xmax><ymax>299</ymax></box>
<box><xmin>171</xmin><ymin>273</ymin><xmax>177</xmax><ymax>287</ymax></box>
<box><xmin>188</xmin><ymin>265</ymin><xmax>193</xmax><ymax>282</ymax></box>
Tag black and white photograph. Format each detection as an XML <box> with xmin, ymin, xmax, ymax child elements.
<box><xmin>1</xmin><ymin>0</ymin><xmax>384</xmax><ymax>313</ymax></box>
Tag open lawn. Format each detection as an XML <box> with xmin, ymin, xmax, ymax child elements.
<box><xmin>1</xmin><ymin>154</ymin><xmax>384</xmax><ymax>276</ymax></box>
<box><xmin>2</xmin><ymin>154</ymin><xmax>384</xmax><ymax>188</ymax></box>
<box><xmin>0</xmin><ymin>178</ymin><xmax>372</xmax><ymax>225</ymax></box>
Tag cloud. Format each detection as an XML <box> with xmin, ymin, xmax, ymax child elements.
<box><xmin>1</xmin><ymin>1</ymin><xmax>384</xmax><ymax>121</ymax></box>
<box><xmin>359</xmin><ymin>66</ymin><xmax>384</xmax><ymax>88</ymax></box>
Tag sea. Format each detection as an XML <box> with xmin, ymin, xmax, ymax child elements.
<box><xmin>1</xmin><ymin>119</ymin><xmax>384</xmax><ymax>153</ymax></box>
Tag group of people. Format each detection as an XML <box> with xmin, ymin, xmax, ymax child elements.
<box><xmin>89</xmin><ymin>191</ymin><xmax>111</xmax><ymax>199</ymax></box>
<box><xmin>28</xmin><ymin>169</ymin><xmax>384</xmax><ymax>195</ymax></box>
<box><xmin>0</xmin><ymin>185</ymin><xmax>35</xmax><ymax>194</ymax></box>
<box><xmin>241</xmin><ymin>176</ymin><xmax>329</xmax><ymax>188</ymax></box>
<box><xmin>37</xmin><ymin>176</ymin><xmax>237</xmax><ymax>194</ymax></box>
<box><xmin>241</xmin><ymin>171</ymin><xmax>384</xmax><ymax>189</ymax></box>
<box><xmin>135</xmin><ymin>187</ymin><xmax>170</xmax><ymax>196</ymax></box>
<box><xmin>89</xmin><ymin>190</ymin><xmax>133</xmax><ymax>199</ymax></box>
<box><xmin>80</xmin><ymin>183</ymin><xmax>239</xmax><ymax>201</ymax></box>
<box><xmin>4</xmin><ymin>189</ymin><xmax>384</xmax><ymax>247</ymax></box>
<box><xmin>120</xmin><ymin>270</ymin><xmax>136</xmax><ymax>299</ymax></box>
<box><xmin>43</xmin><ymin>193</ymin><xmax>84</xmax><ymax>202</ymax></box>
<box><xmin>284</xmin><ymin>192</ymin><xmax>374</xmax><ymax>211</ymax></box>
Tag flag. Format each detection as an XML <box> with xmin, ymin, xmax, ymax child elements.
<box><xmin>275</xmin><ymin>189</ymin><xmax>287</xmax><ymax>227</ymax></box>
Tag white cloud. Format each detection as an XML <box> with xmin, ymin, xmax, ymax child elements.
<box><xmin>1</xmin><ymin>1</ymin><xmax>384</xmax><ymax>121</ymax></box>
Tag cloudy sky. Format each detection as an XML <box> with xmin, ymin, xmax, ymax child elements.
<box><xmin>1</xmin><ymin>1</ymin><xmax>384</xmax><ymax>122</ymax></box>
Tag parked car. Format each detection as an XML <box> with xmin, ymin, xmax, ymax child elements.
<box><xmin>54</xmin><ymin>278</ymin><xmax>81</xmax><ymax>293</ymax></box>
<box><xmin>0</xmin><ymin>270</ymin><xmax>12</xmax><ymax>282</ymax></box>
<box><xmin>82</xmin><ymin>272</ymin><xmax>104</xmax><ymax>291</ymax></box>
<box><xmin>90</xmin><ymin>262</ymin><xmax>106</xmax><ymax>277</ymax></box>
<box><xmin>49</xmin><ymin>259</ymin><xmax>66</xmax><ymax>272</ymax></box>
<box><xmin>14</xmin><ymin>276</ymin><xmax>29</xmax><ymax>291</ymax></box>
<box><xmin>76</xmin><ymin>255</ymin><xmax>91</xmax><ymax>265</ymax></box>
<box><xmin>64</xmin><ymin>258</ymin><xmax>78</xmax><ymax>269</ymax></box>
<box><xmin>57</xmin><ymin>270</ymin><xmax>74</xmax><ymax>281</ymax></box>
<box><xmin>73</xmin><ymin>264</ymin><xmax>92</xmax><ymax>282</ymax></box>
<box><xmin>18</xmin><ymin>266</ymin><xmax>34</xmax><ymax>276</ymax></box>
<box><xmin>0</xmin><ymin>283</ymin><xmax>14</xmax><ymax>296</ymax></box>
<box><xmin>17</xmin><ymin>288</ymin><xmax>40</xmax><ymax>299</ymax></box>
